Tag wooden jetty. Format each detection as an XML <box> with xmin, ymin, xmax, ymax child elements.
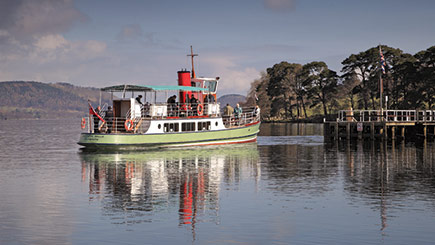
<box><xmin>324</xmin><ymin>109</ymin><xmax>435</xmax><ymax>141</ymax></box>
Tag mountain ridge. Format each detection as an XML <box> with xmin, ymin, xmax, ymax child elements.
<box><xmin>0</xmin><ymin>81</ymin><xmax>110</xmax><ymax>119</ymax></box>
<box><xmin>0</xmin><ymin>81</ymin><xmax>247</xmax><ymax>119</ymax></box>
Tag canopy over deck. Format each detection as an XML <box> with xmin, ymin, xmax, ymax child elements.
<box><xmin>101</xmin><ymin>84</ymin><xmax>209</xmax><ymax>92</ymax></box>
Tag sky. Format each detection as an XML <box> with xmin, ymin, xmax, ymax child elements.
<box><xmin>1</xmin><ymin>0</ymin><xmax>434</xmax><ymax>95</ymax></box>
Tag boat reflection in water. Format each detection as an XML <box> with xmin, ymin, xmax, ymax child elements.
<box><xmin>79</xmin><ymin>144</ymin><xmax>259</xmax><ymax>228</ymax></box>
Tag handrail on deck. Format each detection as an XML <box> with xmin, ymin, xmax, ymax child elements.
<box><xmin>84</xmin><ymin>105</ymin><xmax>260</xmax><ymax>134</ymax></box>
<box><xmin>337</xmin><ymin>109</ymin><xmax>435</xmax><ymax>123</ymax></box>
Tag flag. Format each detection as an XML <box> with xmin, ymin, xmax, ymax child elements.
<box><xmin>379</xmin><ymin>46</ymin><xmax>386</xmax><ymax>74</ymax></box>
<box><xmin>88</xmin><ymin>102</ymin><xmax>105</xmax><ymax>123</ymax></box>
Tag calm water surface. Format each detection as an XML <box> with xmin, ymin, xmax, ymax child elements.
<box><xmin>1</xmin><ymin>120</ymin><xmax>435</xmax><ymax>244</ymax></box>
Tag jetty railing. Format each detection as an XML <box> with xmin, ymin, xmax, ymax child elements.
<box><xmin>337</xmin><ymin>110</ymin><xmax>435</xmax><ymax>123</ymax></box>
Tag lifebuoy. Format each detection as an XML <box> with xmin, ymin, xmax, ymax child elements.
<box><xmin>197</xmin><ymin>104</ymin><xmax>204</xmax><ymax>116</ymax></box>
<box><xmin>81</xmin><ymin>117</ymin><xmax>86</xmax><ymax>129</ymax></box>
<box><xmin>125</xmin><ymin>119</ymin><xmax>134</xmax><ymax>131</ymax></box>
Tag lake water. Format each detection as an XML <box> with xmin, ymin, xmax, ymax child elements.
<box><xmin>1</xmin><ymin>119</ymin><xmax>435</xmax><ymax>244</ymax></box>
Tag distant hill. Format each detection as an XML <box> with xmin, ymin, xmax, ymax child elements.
<box><xmin>0</xmin><ymin>81</ymin><xmax>111</xmax><ymax>119</ymax></box>
<box><xmin>0</xmin><ymin>82</ymin><xmax>248</xmax><ymax>119</ymax></box>
<box><xmin>218</xmin><ymin>94</ymin><xmax>246</xmax><ymax>107</ymax></box>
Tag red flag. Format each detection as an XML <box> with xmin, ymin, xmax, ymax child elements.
<box><xmin>88</xmin><ymin>102</ymin><xmax>105</xmax><ymax>123</ymax></box>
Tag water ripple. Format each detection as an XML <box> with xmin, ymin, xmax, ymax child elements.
<box><xmin>258</xmin><ymin>135</ymin><xmax>324</xmax><ymax>146</ymax></box>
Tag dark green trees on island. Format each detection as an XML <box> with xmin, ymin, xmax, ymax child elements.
<box><xmin>246</xmin><ymin>45</ymin><xmax>435</xmax><ymax>121</ymax></box>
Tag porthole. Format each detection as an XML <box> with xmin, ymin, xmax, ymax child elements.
<box><xmin>215</xmin><ymin>122</ymin><xmax>218</xmax><ymax>126</ymax></box>
<box><xmin>158</xmin><ymin>124</ymin><xmax>161</xmax><ymax>129</ymax></box>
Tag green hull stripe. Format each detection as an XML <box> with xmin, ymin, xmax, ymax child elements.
<box><xmin>78</xmin><ymin>134</ymin><xmax>257</xmax><ymax>147</ymax></box>
<box><xmin>78</xmin><ymin>123</ymin><xmax>260</xmax><ymax>147</ymax></box>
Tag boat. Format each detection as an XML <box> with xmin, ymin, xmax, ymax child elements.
<box><xmin>77</xmin><ymin>48</ymin><xmax>260</xmax><ymax>148</ymax></box>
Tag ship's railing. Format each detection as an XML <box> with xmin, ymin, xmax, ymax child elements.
<box><xmin>223</xmin><ymin>107</ymin><xmax>260</xmax><ymax>128</ymax></box>
<box><xmin>86</xmin><ymin>104</ymin><xmax>260</xmax><ymax>134</ymax></box>
<box><xmin>138</xmin><ymin>102</ymin><xmax>221</xmax><ymax>118</ymax></box>
<box><xmin>337</xmin><ymin>109</ymin><xmax>435</xmax><ymax>122</ymax></box>
<box><xmin>89</xmin><ymin>116</ymin><xmax>149</xmax><ymax>134</ymax></box>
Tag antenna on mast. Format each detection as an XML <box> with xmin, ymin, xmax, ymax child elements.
<box><xmin>187</xmin><ymin>45</ymin><xmax>198</xmax><ymax>78</ymax></box>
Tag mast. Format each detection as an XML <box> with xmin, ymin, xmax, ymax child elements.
<box><xmin>187</xmin><ymin>45</ymin><xmax>198</xmax><ymax>78</ymax></box>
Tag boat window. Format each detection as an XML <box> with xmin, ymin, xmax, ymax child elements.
<box><xmin>191</xmin><ymin>81</ymin><xmax>201</xmax><ymax>87</ymax></box>
<box><xmin>181</xmin><ymin>122</ymin><xmax>195</xmax><ymax>132</ymax></box>
<box><xmin>164</xmin><ymin>123</ymin><xmax>179</xmax><ymax>132</ymax></box>
<box><xmin>197</xmin><ymin>121</ymin><xmax>211</xmax><ymax>131</ymax></box>
<box><xmin>204</xmin><ymin>81</ymin><xmax>217</xmax><ymax>93</ymax></box>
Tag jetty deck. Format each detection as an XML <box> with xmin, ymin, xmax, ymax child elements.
<box><xmin>324</xmin><ymin>109</ymin><xmax>435</xmax><ymax>141</ymax></box>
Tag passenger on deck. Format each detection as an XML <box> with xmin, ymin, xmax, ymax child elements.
<box><xmin>93</xmin><ymin>106</ymin><xmax>101</xmax><ymax>133</ymax></box>
<box><xmin>254</xmin><ymin>105</ymin><xmax>260</xmax><ymax>118</ymax></box>
<box><xmin>167</xmin><ymin>95</ymin><xmax>176</xmax><ymax>104</ymax></box>
<box><xmin>190</xmin><ymin>94</ymin><xmax>198</xmax><ymax>116</ymax></box>
<box><xmin>142</xmin><ymin>102</ymin><xmax>150</xmax><ymax>117</ymax></box>
<box><xmin>223</xmin><ymin>103</ymin><xmax>234</xmax><ymax>126</ymax></box>
<box><xmin>190</xmin><ymin>94</ymin><xmax>198</xmax><ymax>104</ymax></box>
<box><xmin>224</xmin><ymin>103</ymin><xmax>234</xmax><ymax>116</ymax></box>
<box><xmin>234</xmin><ymin>103</ymin><xmax>242</xmax><ymax>125</ymax></box>
<box><xmin>234</xmin><ymin>104</ymin><xmax>242</xmax><ymax>118</ymax></box>
<box><xmin>105</xmin><ymin>106</ymin><xmax>114</xmax><ymax>133</ymax></box>
<box><xmin>204</xmin><ymin>94</ymin><xmax>215</xmax><ymax>103</ymax></box>
<box><xmin>167</xmin><ymin>95</ymin><xmax>177</xmax><ymax>116</ymax></box>
<box><xmin>135</xmin><ymin>95</ymin><xmax>143</xmax><ymax>105</ymax></box>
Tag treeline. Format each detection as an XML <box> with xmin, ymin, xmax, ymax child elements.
<box><xmin>244</xmin><ymin>45</ymin><xmax>435</xmax><ymax>121</ymax></box>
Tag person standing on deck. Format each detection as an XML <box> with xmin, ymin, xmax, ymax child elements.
<box><xmin>234</xmin><ymin>103</ymin><xmax>242</xmax><ymax>125</ymax></box>
<box><xmin>135</xmin><ymin>95</ymin><xmax>143</xmax><ymax>105</ymax></box>
<box><xmin>105</xmin><ymin>106</ymin><xmax>114</xmax><ymax>133</ymax></box>
<box><xmin>93</xmin><ymin>106</ymin><xmax>101</xmax><ymax>133</ymax></box>
<box><xmin>224</xmin><ymin>103</ymin><xmax>234</xmax><ymax>116</ymax></box>
<box><xmin>223</xmin><ymin>103</ymin><xmax>234</xmax><ymax>125</ymax></box>
<box><xmin>167</xmin><ymin>95</ymin><xmax>177</xmax><ymax>116</ymax></box>
<box><xmin>190</xmin><ymin>94</ymin><xmax>198</xmax><ymax>116</ymax></box>
<box><xmin>254</xmin><ymin>105</ymin><xmax>260</xmax><ymax>119</ymax></box>
<box><xmin>234</xmin><ymin>104</ymin><xmax>242</xmax><ymax>118</ymax></box>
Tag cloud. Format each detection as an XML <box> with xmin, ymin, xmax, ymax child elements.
<box><xmin>115</xmin><ymin>25</ymin><xmax>182</xmax><ymax>50</ymax></box>
<box><xmin>0</xmin><ymin>0</ymin><xmax>108</xmax><ymax>83</ymax></box>
<box><xmin>0</xmin><ymin>0</ymin><xmax>87</xmax><ymax>42</ymax></box>
<box><xmin>117</xmin><ymin>24</ymin><xmax>144</xmax><ymax>41</ymax></box>
<box><xmin>201</xmin><ymin>56</ymin><xmax>261</xmax><ymax>95</ymax></box>
<box><xmin>263</xmin><ymin>0</ymin><xmax>296</xmax><ymax>12</ymax></box>
<box><xmin>31</xmin><ymin>34</ymin><xmax>107</xmax><ymax>63</ymax></box>
<box><xmin>0</xmin><ymin>33</ymin><xmax>108</xmax><ymax>82</ymax></box>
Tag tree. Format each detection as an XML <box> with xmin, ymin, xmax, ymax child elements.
<box><xmin>341</xmin><ymin>72</ymin><xmax>360</xmax><ymax>109</ymax></box>
<box><xmin>341</xmin><ymin>52</ymin><xmax>372</xmax><ymax>110</ymax></box>
<box><xmin>302</xmin><ymin>61</ymin><xmax>338</xmax><ymax>116</ymax></box>
<box><xmin>390</xmin><ymin>54</ymin><xmax>419</xmax><ymax>109</ymax></box>
<box><xmin>341</xmin><ymin>45</ymin><xmax>404</xmax><ymax>110</ymax></box>
<box><xmin>266</xmin><ymin>62</ymin><xmax>302</xmax><ymax>119</ymax></box>
<box><xmin>293</xmin><ymin>70</ymin><xmax>309</xmax><ymax>118</ymax></box>
<box><xmin>415</xmin><ymin>46</ymin><xmax>435</xmax><ymax>108</ymax></box>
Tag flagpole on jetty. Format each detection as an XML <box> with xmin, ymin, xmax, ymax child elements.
<box><xmin>380</xmin><ymin>69</ymin><xmax>383</xmax><ymax>121</ymax></box>
<box><xmin>379</xmin><ymin>45</ymin><xmax>386</xmax><ymax>121</ymax></box>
